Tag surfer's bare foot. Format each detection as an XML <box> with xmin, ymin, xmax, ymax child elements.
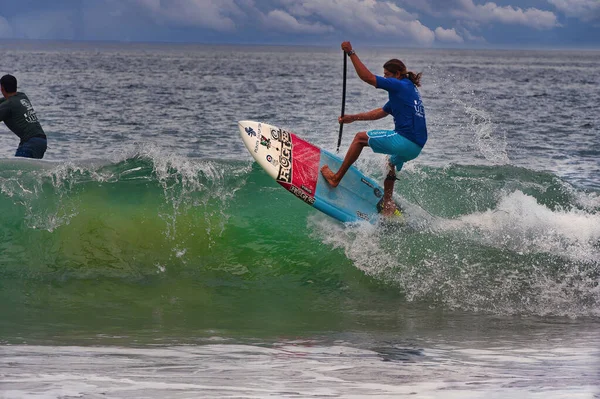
<box><xmin>320</xmin><ymin>165</ymin><xmax>340</xmax><ymax>187</ymax></box>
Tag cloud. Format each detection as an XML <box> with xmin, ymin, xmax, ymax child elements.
<box><xmin>459</xmin><ymin>27</ymin><xmax>487</xmax><ymax>43</ymax></box>
<box><xmin>263</xmin><ymin>10</ymin><xmax>334</xmax><ymax>34</ymax></box>
<box><xmin>548</xmin><ymin>0</ymin><xmax>600</xmax><ymax>22</ymax></box>
<box><xmin>435</xmin><ymin>27</ymin><xmax>464</xmax><ymax>43</ymax></box>
<box><xmin>277</xmin><ymin>0</ymin><xmax>436</xmax><ymax>46</ymax></box>
<box><xmin>133</xmin><ymin>0</ymin><xmax>244</xmax><ymax>32</ymax></box>
<box><xmin>404</xmin><ymin>0</ymin><xmax>559</xmax><ymax>30</ymax></box>
<box><xmin>0</xmin><ymin>0</ymin><xmax>590</xmax><ymax>47</ymax></box>
<box><xmin>451</xmin><ymin>0</ymin><xmax>560</xmax><ymax>30</ymax></box>
<box><xmin>129</xmin><ymin>0</ymin><xmax>437</xmax><ymax>43</ymax></box>
<box><xmin>85</xmin><ymin>0</ymin><xmax>565</xmax><ymax>45</ymax></box>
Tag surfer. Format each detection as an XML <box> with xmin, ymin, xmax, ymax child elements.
<box><xmin>321</xmin><ymin>42</ymin><xmax>427</xmax><ymax>216</ymax></box>
<box><xmin>0</xmin><ymin>74</ymin><xmax>47</xmax><ymax>159</ymax></box>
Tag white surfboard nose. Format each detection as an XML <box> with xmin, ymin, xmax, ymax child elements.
<box><xmin>238</xmin><ymin>120</ymin><xmax>255</xmax><ymax>130</ymax></box>
<box><xmin>238</xmin><ymin>121</ymin><xmax>247</xmax><ymax>135</ymax></box>
<box><xmin>238</xmin><ymin>120</ymin><xmax>260</xmax><ymax>155</ymax></box>
<box><xmin>238</xmin><ymin>120</ymin><xmax>257</xmax><ymax>138</ymax></box>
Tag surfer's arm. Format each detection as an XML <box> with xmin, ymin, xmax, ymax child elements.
<box><xmin>339</xmin><ymin>108</ymin><xmax>387</xmax><ymax>124</ymax></box>
<box><xmin>349</xmin><ymin>53</ymin><xmax>376</xmax><ymax>87</ymax></box>
<box><xmin>341</xmin><ymin>41</ymin><xmax>376</xmax><ymax>87</ymax></box>
<box><xmin>0</xmin><ymin>100</ymin><xmax>9</xmax><ymax>122</ymax></box>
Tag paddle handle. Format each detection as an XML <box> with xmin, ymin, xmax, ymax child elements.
<box><xmin>336</xmin><ymin>51</ymin><xmax>347</xmax><ymax>153</ymax></box>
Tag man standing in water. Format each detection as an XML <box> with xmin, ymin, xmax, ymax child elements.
<box><xmin>0</xmin><ymin>74</ymin><xmax>47</xmax><ymax>159</ymax></box>
<box><xmin>321</xmin><ymin>42</ymin><xmax>427</xmax><ymax>216</ymax></box>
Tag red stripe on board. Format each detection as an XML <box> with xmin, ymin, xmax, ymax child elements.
<box><xmin>285</xmin><ymin>133</ymin><xmax>320</xmax><ymax>198</ymax></box>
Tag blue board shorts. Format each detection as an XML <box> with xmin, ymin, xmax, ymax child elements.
<box><xmin>15</xmin><ymin>137</ymin><xmax>47</xmax><ymax>159</ymax></box>
<box><xmin>367</xmin><ymin>130</ymin><xmax>422</xmax><ymax>171</ymax></box>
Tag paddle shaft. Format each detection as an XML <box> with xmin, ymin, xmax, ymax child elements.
<box><xmin>336</xmin><ymin>51</ymin><xmax>347</xmax><ymax>153</ymax></box>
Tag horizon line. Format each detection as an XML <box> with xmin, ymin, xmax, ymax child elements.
<box><xmin>0</xmin><ymin>38</ymin><xmax>598</xmax><ymax>52</ymax></box>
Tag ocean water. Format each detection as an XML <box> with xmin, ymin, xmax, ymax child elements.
<box><xmin>0</xmin><ymin>41</ymin><xmax>599</xmax><ymax>398</ymax></box>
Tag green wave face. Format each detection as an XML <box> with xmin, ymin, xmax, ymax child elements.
<box><xmin>0</xmin><ymin>156</ymin><xmax>599</xmax><ymax>342</ymax></box>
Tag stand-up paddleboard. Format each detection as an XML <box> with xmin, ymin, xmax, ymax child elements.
<box><xmin>238</xmin><ymin>120</ymin><xmax>403</xmax><ymax>224</ymax></box>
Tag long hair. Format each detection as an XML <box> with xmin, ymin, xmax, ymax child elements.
<box><xmin>383</xmin><ymin>59</ymin><xmax>422</xmax><ymax>87</ymax></box>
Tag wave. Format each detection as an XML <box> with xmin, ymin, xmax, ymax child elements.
<box><xmin>0</xmin><ymin>151</ymin><xmax>598</xmax><ymax>317</ymax></box>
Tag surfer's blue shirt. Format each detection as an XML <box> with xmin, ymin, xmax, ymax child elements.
<box><xmin>376</xmin><ymin>76</ymin><xmax>427</xmax><ymax>148</ymax></box>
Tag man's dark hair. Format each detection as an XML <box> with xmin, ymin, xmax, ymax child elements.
<box><xmin>0</xmin><ymin>74</ymin><xmax>17</xmax><ymax>93</ymax></box>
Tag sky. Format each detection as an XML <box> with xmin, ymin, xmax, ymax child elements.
<box><xmin>0</xmin><ymin>0</ymin><xmax>598</xmax><ymax>49</ymax></box>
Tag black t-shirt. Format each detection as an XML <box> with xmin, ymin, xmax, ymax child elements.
<box><xmin>0</xmin><ymin>92</ymin><xmax>46</xmax><ymax>144</ymax></box>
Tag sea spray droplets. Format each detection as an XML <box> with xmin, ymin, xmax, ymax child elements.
<box><xmin>308</xmin><ymin>215</ymin><xmax>403</xmax><ymax>283</ymax></box>
<box><xmin>0</xmin><ymin>161</ymin><xmax>93</xmax><ymax>231</ymax></box>
<box><xmin>424</xmin><ymin>68</ymin><xmax>508</xmax><ymax>166</ymax></box>
<box><xmin>462</xmin><ymin>101</ymin><xmax>509</xmax><ymax>164</ymax></box>
<box><xmin>574</xmin><ymin>189</ymin><xmax>600</xmax><ymax>212</ymax></box>
<box><xmin>135</xmin><ymin>144</ymin><xmax>252</xmax><ymax>250</ymax></box>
